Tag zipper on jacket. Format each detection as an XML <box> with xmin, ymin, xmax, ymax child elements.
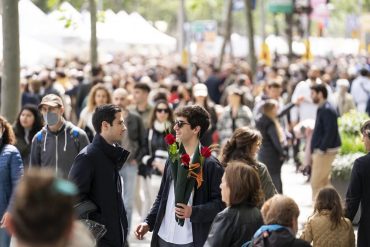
<box><xmin>56</xmin><ymin>135</ymin><xmax>58</xmax><ymax>175</ymax></box>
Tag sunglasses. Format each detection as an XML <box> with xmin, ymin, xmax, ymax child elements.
<box><xmin>156</xmin><ymin>108</ymin><xmax>170</xmax><ymax>113</ymax></box>
<box><xmin>174</xmin><ymin>120</ymin><xmax>190</xmax><ymax>128</ymax></box>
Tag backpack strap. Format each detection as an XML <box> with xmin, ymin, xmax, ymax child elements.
<box><xmin>36</xmin><ymin>131</ymin><xmax>43</xmax><ymax>142</ymax></box>
<box><xmin>36</xmin><ymin>128</ymin><xmax>47</xmax><ymax>149</ymax></box>
<box><xmin>253</xmin><ymin>224</ymin><xmax>286</xmax><ymax>239</ymax></box>
<box><xmin>244</xmin><ymin>224</ymin><xmax>287</xmax><ymax>247</ymax></box>
<box><xmin>69</xmin><ymin>127</ymin><xmax>80</xmax><ymax>151</ymax></box>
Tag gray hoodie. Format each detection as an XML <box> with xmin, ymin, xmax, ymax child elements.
<box><xmin>30</xmin><ymin>121</ymin><xmax>89</xmax><ymax>177</ymax></box>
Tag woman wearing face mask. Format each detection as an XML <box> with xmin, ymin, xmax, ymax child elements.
<box><xmin>0</xmin><ymin>115</ymin><xmax>24</xmax><ymax>247</ymax></box>
<box><xmin>78</xmin><ymin>84</ymin><xmax>111</xmax><ymax>141</ymax></box>
<box><xmin>13</xmin><ymin>104</ymin><xmax>43</xmax><ymax>165</ymax></box>
<box><xmin>139</xmin><ymin>100</ymin><xmax>174</xmax><ymax>219</ymax></box>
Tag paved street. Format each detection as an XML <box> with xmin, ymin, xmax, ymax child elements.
<box><xmin>127</xmin><ymin>161</ymin><xmax>356</xmax><ymax>246</ymax></box>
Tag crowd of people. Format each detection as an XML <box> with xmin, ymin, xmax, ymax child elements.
<box><xmin>0</xmin><ymin>53</ymin><xmax>369</xmax><ymax>247</ymax></box>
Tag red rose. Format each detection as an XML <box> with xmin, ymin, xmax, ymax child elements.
<box><xmin>201</xmin><ymin>146</ymin><xmax>211</xmax><ymax>158</ymax></box>
<box><xmin>181</xmin><ymin>153</ymin><xmax>190</xmax><ymax>165</ymax></box>
<box><xmin>164</xmin><ymin>133</ymin><xmax>176</xmax><ymax>145</ymax></box>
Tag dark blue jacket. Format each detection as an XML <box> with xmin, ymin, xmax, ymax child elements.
<box><xmin>0</xmin><ymin>144</ymin><xmax>23</xmax><ymax>218</ymax></box>
<box><xmin>346</xmin><ymin>153</ymin><xmax>370</xmax><ymax>247</ymax></box>
<box><xmin>69</xmin><ymin>134</ymin><xmax>130</xmax><ymax>247</ymax></box>
<box><xmin>145</xmin><ymin>155</ymin><xmax>224</xmax><ymax>247</ymax></box>
<box><xmin>311</xmin><ymin>101</ymin><xmax>341</xmax><ymax>152</ymax></box>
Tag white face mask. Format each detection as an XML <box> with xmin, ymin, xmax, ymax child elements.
<box><xmin>43</xmin><ymin>112</ymin><xmax>60</xmax><ymax>126</ymax></box>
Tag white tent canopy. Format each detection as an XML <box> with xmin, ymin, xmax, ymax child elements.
<box><xmin>47</xmin><ymin>2</ymin><xmax>87</xmax><ymax>39</ymax></box>
<box><xmin>203</xmin><ymin>34</ymin><xmax>360</xmax><ymax>57</ymax></box>
<box><xmin>2</xmin><ymin>0</ymin><xmax>177</xmax><ymax>66</ymax></box>
<box><xmin>0</xmin><ymin>14</ymin><xmax>65</xmax><ymax>66</ymax></box>
<box><xmin>18</xmin><ymin>0</ymin><xmax>62</xmax><ymax>39</ymax></box>
<box><xmin>125</xmin><ymin>12</ymin><xmax>176</xmax><ymax>46</ymax></box>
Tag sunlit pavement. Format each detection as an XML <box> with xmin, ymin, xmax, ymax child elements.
<box><xmin>127</xmin><ymin>161</ymin><xmax>357</xmax><ymax>246</ymax></box>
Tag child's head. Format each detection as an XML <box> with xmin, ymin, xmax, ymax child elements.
<box><xmin>261</xmin><ymin>195</ymin><xmax>300</xmax><ymax>234</ymax></box>
<box><xmin>314</xmin><ymin>187</ymin><xmax>344</xmax><ymax>229</ymax></box>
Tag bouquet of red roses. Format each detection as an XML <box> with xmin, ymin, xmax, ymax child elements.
<box><xmin>164</xmin><ymin>133</ymin><xmax>211</xmax><ymax>226</ymax></box>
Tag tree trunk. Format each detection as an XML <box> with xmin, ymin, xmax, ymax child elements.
<box><xmin>178</xmin><ymin>0</ymin><xmax>185</xmax><ymax>53</ymax></box>
<box><xmin>244</xmin><ymin>0</ymin><xmax>256</xmax><ymax>79</ymax></box>
<box><xmin>273</xmin><ymin>13</ymin><xmax>279</xmax><ymax>62</ymax></box>
<box><xmin>89</xmin><ymin>0</ymin><xmax>98</xmax><ymax>68</ymax></box>
<box><xmin>286</xmin><ymin>13</ymin><xmax>293</xmax><ymax>62</ymax></box>
<box><xmin>1</xmin><ymin>0</ymin><xmax>20</xmax><ymax>122</ymax></box>
<box><xmin>260</xmin><ymin>0</ymin><xmax>266</xmax><ymax>41</ymax></box>
<box><xmin>218</xmin><ymin>0</ymin><xmax>233</xmax><ymax>69</ymax></box>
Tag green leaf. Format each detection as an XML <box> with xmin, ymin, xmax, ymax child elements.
<box><xmin>64</xmin><ymin>18</ymin><xmax>72</xmax><ymax>28</ymax></box>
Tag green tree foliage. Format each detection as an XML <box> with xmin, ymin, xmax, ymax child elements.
<box><xmin>34</xmin><ymin>0</ymin><xmax>225</xmax><ymax>33</ymax></box>
<box><xmin>32</xmin><ymin>0</ymin><xmax>367</xmax><ymax>38</ymax></box>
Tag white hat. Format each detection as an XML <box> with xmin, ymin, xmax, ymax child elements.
<box><xmin>336</xmin><ymin>79</ymin><xmax>350</xmax><ymax>88</ymax></box>
<box><xmin>193</xmin><ymin>83</ymin><xmax>208</xmax><ymax>97</ymax></box>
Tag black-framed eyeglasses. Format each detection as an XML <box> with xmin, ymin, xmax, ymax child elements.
<box><xmin>156</xmin><ymin>108</ymin><xmax>170</xmax><ymax>113</ymax></box>
<box><xmin>174</xmin><ymin>120</ymin><xmax>190</xmax><ymax>128</ymax></box>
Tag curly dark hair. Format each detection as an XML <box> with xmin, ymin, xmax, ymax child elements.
<box><xmin>175</xmin><ymin>105</ymin><xmax>210</xmax><ymax>138</ymax></box>
<box><xmin>360</xmin><ymin>119</ymin><xmax>370</xmax><ymax>138</ymax></box>
<box><xmin>221</xmin><ymin>126</ymin><xmax>262</xmax><ymax>167</ymax></box>
<box><xmin>0</xmin><ymin>115</ymin><xmax>16</xmax><ymax>146</ymax></box>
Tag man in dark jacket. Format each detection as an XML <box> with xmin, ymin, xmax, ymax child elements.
<box><xmin>113</xmin><ymin>88</ymin><xmax>147</xmax><ymax>232</ymax></box>
<box><xmin>69</xmin><ymin>104</ymin><xmax>130</xmax><ymax>247</ymax></box>
<box><xmin>135</xmin><ymin>105</ymin><xmax>224</xmax><ymax>247</ymax></box>
<box><xmin>345</xmin><ymin>120</ymin><xmax>370</xmax><ymax>247</ymax></box>
<box><xmin>310</xmin><ymin>84</ymin><xmax>341</xmax><ymax>201</ymax></box>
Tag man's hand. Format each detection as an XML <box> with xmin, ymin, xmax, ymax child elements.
<box><xmin>293</xmin><ymin>96</ymin><xmax>305</xmax><ymax>105</ymax></box>
<box><xmin>175</xmin><ymin>203</ymin><xmax>192</xmax><ymax>219</ymax></box>
<box><xmin>1</xmin><ymin>212</ymin><xmax>10</xmax><ymax>229</ymax></box>
<box><xmin>135</xmin><ymin>222</ymin><xmax>149</xmax><ymax>240</ymax></box>
<box><xmin>152</xmin><ymin>160</ymin><xmax>165</xmax><ymax>174</ymax></box>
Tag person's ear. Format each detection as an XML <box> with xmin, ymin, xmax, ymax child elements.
<box><xmin>101</xmin><ymin>121</ymin><xmax>109</xmax><ymax>131</ymax></box>
<box><xmin>193</xmin><ymin>126</ymin><xmax>201</xmax><ymax>136</ymax></box>
<box><xmin>291</xmin><ymin>217</ymin><xmax>298</xmax><ymax>235</ymax></box>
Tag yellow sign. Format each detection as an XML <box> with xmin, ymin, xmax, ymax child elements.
<box><xmin>181</xmin><ymin>49</ymin><xmax>188</xmax><ymax>67</ymax></box>
<box><xmin>259</xmin><ymin>42</ymin><xmax>271</xmax><ymax>66</ymax></box>
<box><xmin>303</xmin><ymin>39</ymin><xmax>313</xmax><ymax>61</ymax></box>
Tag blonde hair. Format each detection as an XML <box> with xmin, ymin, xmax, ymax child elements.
<box><xmin>262</xmin><ymin>99</ymin><xmax>284</xmax><ymax>143</ymax></box>
<box><xmin>261</xmin><ymin>195</ymin><xmax>299</xmax><ymax>227</ymax></box>
<box><xmin>86</xmin><ymin>84</ymin><xmax>112</xmax><ymax>112</ymax></box>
